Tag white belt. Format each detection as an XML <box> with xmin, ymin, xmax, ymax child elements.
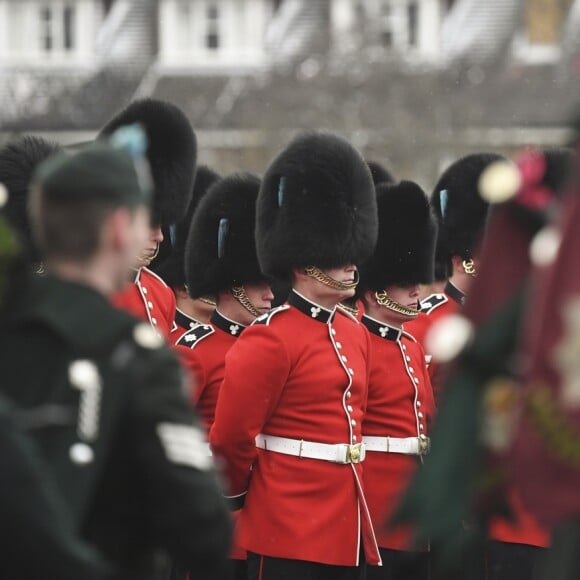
<box><xmin>255</xmin><ymin>434</ymin><xmax>366</xmax><ymax>464</ymax></box>
<box><xmin>201</xmin><ymin>441</ymin><xmax>212</xmax><ymax>456</ymax></box>
<box><xmin>362</xmin><ymin>435</ymin><xmax>430</xmax><ymax>456</ymax></box>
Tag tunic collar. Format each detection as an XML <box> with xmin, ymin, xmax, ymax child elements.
<box><xmin>211</xmin><ymin>309</ymin><xmax>246</xmax><ymax>336</ymax></box>
<box><xmin>445</xmin><ymin>281</ymin><xmax>466</xmax><ymax>306</ymax></box>
<box><xmin>175</xmin><ymin>308</ymin><xmax>200</xmax><ymax>330</ymax></box>
<box><xmin>361</xmin><ymin>314</ymin><xmax>402</xmax><ymax>342</ymax></box>
<box><xmin>288</xmin><ymin>290</ymin><xmax>335</xmax><ymax>324</ymax></box>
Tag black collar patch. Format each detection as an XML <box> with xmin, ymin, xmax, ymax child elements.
<box><xmin>175</xmin><ymin>308</ymin><xmax>200</xmax><ymax>331</ymax></box>
<box><xmin>361</xmin><ymin>315</ymin><xmax>402</xmax><ymax>342</ymax></box>
<box><xmin>211</xmin><ymin>310</ymin><xmax>246</xmax><ymax>336</ymax></box>
<box><xmin>288</xmin><ymin>290</ymin><xmax>334</xmax><ymax>324</ymax></box>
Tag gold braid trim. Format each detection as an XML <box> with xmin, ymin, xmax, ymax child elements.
<box><xmin>527</xmin><ymin>385</ymin><xmax>580</xmax><ymax>466</ymax></box>
<box><xmin>304</xmin><ymin>266</ymin><xmax>359</xmax><ymax>291</ymax></box>
<box><xmin>232</xmin><ymin>285</ymin><xmax>261</xmax><ymax>318</ymax></box>
<box><xmin>375</xmin><ymin>290</ymin><xmax>420</xmax><ymax>318</ymax></box>
<box><xmin>338</xmin><ymin>302</ymin><xmax>360</xmax><ymax>317</ymax></box>
<box><xmin>198</xmin><ymin>296</ymin><xmax>217</xmax><ymax>306</ymax></box>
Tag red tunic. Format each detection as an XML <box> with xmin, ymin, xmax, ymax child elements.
<box><xmin>175</xmin><ymin>310</ymin><xmax>247</xmax><ymax>560</ymax></box>
<box><xmin>404</xmin><ymin>282</ymin><xmax>463</xmax><ymax>401</ymax></box>
<box><xmin>361</xmin><ymin>315</ymin><xmax>435</xmax><ymax>551</ymax></box>
<box><xmin>210</xmin><ymin>290</ymin><xmax>381</xmax><ymax>567</ymax></box>
<box><xmin>112</xmin><ymin>267</ymin><xmax>176</xmax><ymax>339</ymax></box>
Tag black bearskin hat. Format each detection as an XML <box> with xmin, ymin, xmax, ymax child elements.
<box><xmin>153</xmin><ymin>165</ymin><xmax>221</xmax><ymax>287</ymax></box>
<box><xmin>100</xmin><ymin>98</ymin><xmax>196</xmax><ymax>226</ymax></box>
<box><xmin>185</xmin><ymin>173</ymin><xmax>265</xmax><ymax>298</ymax></box>
<box><xmin>257</xmin><ymin>131</ymin><xmax>378</xmax><ymax>279</ymax></box>
<box><xmin>359</xmin><ymin>181</ymin><xmax>437</xmax><ymax>292</ymax></box>
<box><xmin>432</xmin><ymin>153</ymin><xmax>504</xmax><ymax>263</ymax></box>
<box><xmin>367</xmin><ymin>160</ymin><xmax>396</xmax><ymax>186</ymax></box>
<box><xmin>0</xmin><ymin>136</ymin><xmax>62</xmax><ymax>264</ymax></box>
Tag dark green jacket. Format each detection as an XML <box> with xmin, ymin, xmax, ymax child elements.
<box><xmin>0</xmin><ymin>274</ymin><xmax>232</xmax><ymax>580</ymax></box>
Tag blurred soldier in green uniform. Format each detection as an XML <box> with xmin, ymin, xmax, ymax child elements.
<box><xmin>0</xmin><ymin>194</ymin><xmax>110</xmax><ymax>579</ymax></box>
<box><xmin>0</xmin><ymin>131</ymin><xmax>232</xmax><ymax>580</ymax></box>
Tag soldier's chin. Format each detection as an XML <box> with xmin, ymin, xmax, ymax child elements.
<box><xmin>135</xmin><ymin>253</ymin><xmax>153</xmax><ymax>267</ymax></box>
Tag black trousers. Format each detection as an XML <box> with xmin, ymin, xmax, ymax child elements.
<box><xmin>247</xmin><ymin>552</ymin><xmax>366</xmax><ymax>580</ymax></box>
<box><xmin>367</xmin><ymin>548</ymin><xmax>429</xmax><ymax>580</ymax></box>
<box><xmin>486</xmin><ymin>541</ymin><xmax>545</xmax><ymax>580</ymax></box>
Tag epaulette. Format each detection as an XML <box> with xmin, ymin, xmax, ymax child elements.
<box><xmin>175</xmin><ymin>323</ymin><xmax>215</xmax><ymax>348</ymax></box>
<box><xmin>419</xmin><ymin>293</ymin><xmax>448</xmax><ymax>315</ymax></box>
<box><xmin>252</xmin><ymin>305</ymin><xmax>290</xmax><ymax>326</ymax></box>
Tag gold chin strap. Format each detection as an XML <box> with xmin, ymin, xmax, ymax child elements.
<box><xmin>232</xmin><ymin>285</ymin><xmax>261</xmax><ymax>318</ymax></box>
<box><xmin>304</xmin><ymin>266</ymin><xmax>359</xmax><ymax>291</ymax></box>
<box><xmin>198</xmin><ymin>296</ymin><xmax>217</xmax><ymax>307</ymax></box>
<box><xmin>137</xmin><ymin>243</ymin><xmax>160</xmax><ymax>267</ymax></box>
<box><xmin>375</xmin><ymin>290</ymin><xmax>420</xmax><ymax>318</ymax></box>
<box><xmin>462</xmin><ymin>259</ymin><xmax>477</xmax><ymax>277</ymax></box>
<box><xmin>339</xmin><ymin>301</ymin><xmax>360</xmax><ymax>317</ymax></box>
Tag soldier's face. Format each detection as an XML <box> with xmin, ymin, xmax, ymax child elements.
<box><xmin>244</xmin><ymin>282</ymin><xmax>275</xmax><ymax>315</ymax></box>
<box><xmin>126</xmin><ymin>207</ymin><xmax>151</xmax><ymax>273</ymax></box>
<box><xmin>384</xmin><ymin>284</ymin><xmax>421</xmax><ymax>311</ymax></box>
<box><xmin>321</xmin><ymin>265</ymin><xmax>358</xmax><ymax>300</ymax></box>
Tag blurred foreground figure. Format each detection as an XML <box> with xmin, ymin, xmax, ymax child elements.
<box><xmin>394</xmin><ymin>148</ymin><xmax>574</xmax><ymax>580</ymax></box>
<box><xmin>0</xmin><ymin>135</ymin><xmax>231</xmax><ymax>580</ymax></box>
<box><xmin>510</xmin><ymin>151</ymin><xmax>580</xmax><ymax>580</ymax></box>
<box><xmin>0</xmin><ymin>195</ymin><xmax>110</xmax><ymax>580</ymax></box>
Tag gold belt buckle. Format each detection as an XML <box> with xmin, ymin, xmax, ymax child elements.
<box><xmin>345</xmin><ymin>443</ymin><xmax>363</xmax><ymax>463</ymax></box>
<box><xmin>418</xmin><ymin>437</ymin><xmax>430</xmax><ymax>455</ymax></box>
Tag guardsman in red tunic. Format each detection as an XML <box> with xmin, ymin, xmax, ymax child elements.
<box><xmin>210</xmin><ymin>132</ymin><xmax>382</xmax><ymax>580</ymax></box>
<box><xmin>358</xmin><ymin>181</ymin><xmax>437</xmax><ymax>580</ymax></box>
<box><xmin>101</xmin><ymin>99</ymin><xmax>197</xmax><ymax>338</ymax></box>
<box><xmin>152</xmin><ymin>165</ymin><xmax>222</xmax><ymax>338</ymax></box>
<box><xmin>174</xmin><ymin>173</ymin><xmax>273</xmax><ymax>579</ymax></box>
<box><xmin>406</xmin><ymin>153</ymin><xmax>503</xmax><ymax>398</ymax></box>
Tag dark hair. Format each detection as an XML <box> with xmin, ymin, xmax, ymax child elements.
<box><xmin>30</xmin><ymin>188</ymin><xmax>132</xmax><ymax>262</ymax></box>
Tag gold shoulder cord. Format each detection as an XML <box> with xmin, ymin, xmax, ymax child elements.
<box><xmin>375</xmin><ymin>290</ymin><xmax>420</xmax><ymax>318</ymax></box>
<box><xmin>232</xmin><ymin>285</ymin><xmax>261</xmax><ymax>318</ymax></box>
<box><xmin>304</xmin><ymin>266</ymin><xmax>359</xmax><ymax>291</ymax></box>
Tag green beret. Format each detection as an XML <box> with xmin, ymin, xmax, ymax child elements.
<box><xmin>34</xmin><ymin>137</ymin><xmax>152</xmax><ymax>208</ymax></box>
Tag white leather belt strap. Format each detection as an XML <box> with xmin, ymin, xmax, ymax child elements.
<box><xmin>255</xmin><ymin>433</ymin><xmax>365</xmax><ymax>464</ymax></box>
<box><xmin>362</xmin><ymin>435</ymin><xmax>430</xmax><ymax>456</ymax></box>
<box><xmin>201</xmin><ymin>441</ymin><xmax>212</xmax><ymax>456</ymax></box>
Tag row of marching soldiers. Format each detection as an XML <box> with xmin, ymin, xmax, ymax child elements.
<box><xmin>0</xmin><ymin>96</ymin><xmax>578</xmax><ymax>580</ymax></box>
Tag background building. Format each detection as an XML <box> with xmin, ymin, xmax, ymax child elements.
<box><xmin>1</xmin><ymin>0</ymin><xmax>579</xmax><ymax>187</ymax></box>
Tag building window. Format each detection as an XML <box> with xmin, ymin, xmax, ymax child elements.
<box><xmin>408</xmin><ymin>2</ymin><xmax>418</xmax><ymax>47</ymax></box>
<box><xmin>206</xmin><ymin>3</ymin><xmax>220</xmax><ymax>50</ymax></box>
<box><xmin>38</xmin><ymin>2</ymin><xmax>77</xmax><ymax>54</ymax></box>
<box><xmin>379</xmin><ymin>2</ymin><xmax>393</xmax><ymax>48</ymax></box>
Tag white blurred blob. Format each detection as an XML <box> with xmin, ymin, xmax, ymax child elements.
<box><xmin>425</xmin><ymin>314</ymin><xmax>474</xmax><ymax>363</ymax></box>
<box><xmin>529</xmin><ymin>226</ymin><xmax>560</xmax><ymax>267</ymax></box>
<box><xmin>0</xmin><ymin>183</ymin><xmax>8</xmax><ymax>208</ymax></box>
<box><xmin>478</xmin><ymin>160</ymin><xmax>521</xmax><ymax>204</ymax></box>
